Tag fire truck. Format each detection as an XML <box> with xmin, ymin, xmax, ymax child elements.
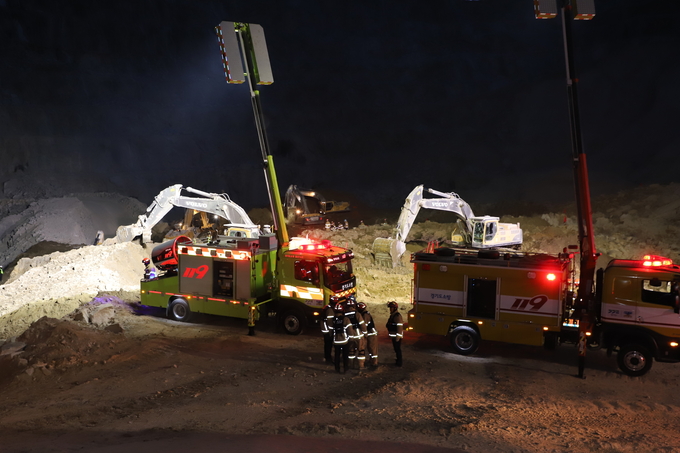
<box><xmin>138</xmin><ymin>21</ymin><xmax>358</xmax><ymax>335</ymax></box>
<box><xmin>408</xmin><ymin>1</ymin><xmax>680</xmax><ymax>377</ymax></box>
<box><xmin>141</xmin><ymin>233</ymin><xmax>355</xmax><ymax>335</ymax></box>
<box><xmin>408</xmin><ymin>248</ymin><xmax>680</xmax><ymax>376</ymax></box>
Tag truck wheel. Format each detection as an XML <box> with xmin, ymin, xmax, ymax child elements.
<box><xmin>168</xmin><ymin>299</ymin><xmax>192</xmax><ymax>322</ymax></box>
<box><xmin>617</xmin><ymin>343</ymin><xmax>653</xmax><ymax>377</ymax></box>
<box><xmin>281</xmin><ymin>310</ymin><xmax>305</xmax><ymax>335</ymax></box>
<box><xmin>450</xmin><ymin>326</ymin><xmax>480</xmax><ymax>356</ymax></box>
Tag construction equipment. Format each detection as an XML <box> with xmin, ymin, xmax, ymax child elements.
<box><xmin>136</xmin><ymin>21</ymin><xmax>358</xmax><ymax>335</ymax></box>
<box><xmin>407</xmin><ymin>0</ymin><xmax>680</xmax><ymax>377</ymax></box>
<box><xmin>116</xmin><ymin>184</ymin><xmax>260</xmax><ymax>244</ymax></box>
<box><xmin>284</xmin><ymin>185</ymin><xmax>350</xmax><ymax>226</ymax></box>
<box><xmin>372</xmin><ymin>185</ymin><xmax>523</xmax><ymax>267</ymax></box>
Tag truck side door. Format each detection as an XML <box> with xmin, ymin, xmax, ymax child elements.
<box><xmin>466</xmin><ymin>277</ymin><xmax>497</xmax><ymax>319</ymax></box>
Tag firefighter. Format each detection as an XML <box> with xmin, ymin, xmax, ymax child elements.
<box><xmin>321</xmin><ymin>302</ymin><xmax>335</xmax><ymax>364</ymax></box>
<box><xmin>332</xmin><ymin>303</ymin><xmax>355</xmax><ymax>374</ymax></box>
<box><xmin>142</xmin><ymin>258</ymin><xmax>157</xmax><ymax>280</ymax></box>
<box><xmin>386</xmin><ymin>301</ymin><xmax>404</xmax><ymax>367</ymax></box>
<box><xmin>357</xmin><ymin>301</ymin><xmax>378</xmax><ymax>367</ymax></box>
<box><xmin>345</xmin><ymin>298</ymin><xmax>366</xmax><ymax>370</ymax></box>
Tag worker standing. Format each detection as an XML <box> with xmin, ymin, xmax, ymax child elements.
<box><xmin>386</xmin><ymin>301</ymin><xmax>404</xmax><ymax>367</ymax></box>
<box><xmin>345</xmin><ymin>298</ymin><xmax>366</xmax><ymax>370</ymax></box>
<box><xmin>357</xmin><ymin>302</ymin><xmax>378</xmax><ymax>367</ymax></box>
<box><xmin>321</xmin><ymin>302</ymin><xmax>335</xmax><ymax>364</ymax></box>
<box><xmin>332</xmin><ymin>303</ymin><xmax>355</xmax><ymax>374</ymax></box>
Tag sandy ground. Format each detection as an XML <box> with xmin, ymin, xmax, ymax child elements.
<box><xmin>1</xmin><ymin>297</ymin><xmax>679</xmax><ymax>453</ymax></box>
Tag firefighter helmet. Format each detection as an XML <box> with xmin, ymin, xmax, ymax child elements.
<box><xmin>142</xmin><ymin>258</ymin><xmax>151</xmax><ymax>266</ymax></box>
<box><xmin>356</xmin><ymin>302</ymin><xmax>367</xmax><ymax>310</ymax></box>
<box><xmin>387</xmin><ymin>301</ymin><xmax>398</xmax><ymax>310</ymax></box>
<box><xmin>334</xmin><ymin>302</ymin><xmax>345</xmax><ymax>313</ymax></box>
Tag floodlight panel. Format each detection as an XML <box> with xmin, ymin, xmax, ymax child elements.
<box><xmin>572</xmin><ymin>0</ymin><xmax>596</xmax><ymax>20</ymax></box>
<box><xmin>533</xmin><ymin>0</ymin><xmax>557</xmax><ymax>19</ymax></box>
<box><xmin>248</xmin><ymin>24</ymin><xmax>274</xmax><ymax>85</ymax></box>
<box><xmin>217</xmin><ymin>21</ymin><xmax>245</xmax><ymax>84</ymax></box>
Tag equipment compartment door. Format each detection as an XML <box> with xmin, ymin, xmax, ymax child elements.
<box><xmin>466</xmin><ymin>278</ymin><xmax>497</xmax><ymax>319</ymax></box>
<box><xmin>213</xmin><ymin>260</ymin><xmax>234</xmax><ymax>298</ymax></box>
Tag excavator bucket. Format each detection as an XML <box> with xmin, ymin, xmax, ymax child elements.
<box><xmin>116</xmin><ymin>224</ymin><xmax>139</xmax><ymax>243</ymax></box>
<box><xmin>372</xmin><ymin>237</ymin><xmax>406</xmax><ymax>268</ymax></box>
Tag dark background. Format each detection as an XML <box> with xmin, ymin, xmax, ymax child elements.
<box><xmin>1</xmin><ymin>0</ymin><xmax>678</xmax><ymax>214</ymax></box>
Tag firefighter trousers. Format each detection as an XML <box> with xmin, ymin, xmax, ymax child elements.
<box><xmin>366</xmin><ymin>334</ymin><xmax>378</xmax><ymax>366</ymax></box>
<box><xmin>323</xmin><ymin>333</ymin><xmax>334</xmax><ymax>363</ymax></box>
<box><xmin>355</xmin><ymin>336</ymin><xmax>367</xmax><ymax>369</ymax></box>
<box><xmin>334</xmin><ymin>344</ymin><xmax>349</xmax><ymax>373</ymax></box>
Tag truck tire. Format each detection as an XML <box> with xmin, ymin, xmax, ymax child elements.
<box><xmin>450</xmin><ymin>326</ymin><xmax>480</xmax><ymax>356</ymax></box>
<box><xmin>281</xmin><ymin>309</ymin><xmax>305</xmax><ymax>335</ymax></box>
<box><xmin>617</xmin><ymin>343</ymin><xmax>653</xmax><ymax>377</ymax></box>
<box><xmin>168</xmin><ymin>299</ymin><xmax>192</xmax><ymax>322</ymax></box>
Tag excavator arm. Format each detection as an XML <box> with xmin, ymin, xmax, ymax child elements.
<box><xmin>116</xmin><ymin>184</ymin><xmax>260</xmax><ymax>243</ymax></box>
<box><xmin>393</xmin><ymin>185</ymin><xmax>476</xmax><ymax>243</ymax></box>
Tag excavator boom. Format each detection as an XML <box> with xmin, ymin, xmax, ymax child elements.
<box><xmin>116</xmin><ymin>184</ymin><xmax>260</xmax><ymax>243</ymax></box>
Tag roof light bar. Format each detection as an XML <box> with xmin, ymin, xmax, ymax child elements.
<box><xmin>642</xmin><ymin>255</ymin><xmax>673</xmax><ymax>267</ymax></box>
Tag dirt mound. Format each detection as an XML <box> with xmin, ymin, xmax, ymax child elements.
<box><xmin>0</xmin><ymin>241</ymin><xmax>147</xmax><ymax>339</ymax></box>
<box><xmin>0</xmin><ymin>315</ymin><xmax>124</xmax><ymax>385</ymax></box>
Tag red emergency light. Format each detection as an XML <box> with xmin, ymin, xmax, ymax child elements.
<box><xmin>546</xmin><ymin>273</ymin><xmax>556</xmax><ymax>281</ymax></box>
<box><xmin>299</xmin><ymin>243</ymin><xmax>326</xmax><ymax>251</ymax></box>
<box><xmin>642</xmin><ymin>255</ymin><xmax>673</xmax><ymax>267</ymax></box>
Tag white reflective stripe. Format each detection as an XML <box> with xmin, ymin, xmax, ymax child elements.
<box><xmin>280</xmin><ymin>284</ymin><xmax>324</xmax><ymax>300</ymax></box>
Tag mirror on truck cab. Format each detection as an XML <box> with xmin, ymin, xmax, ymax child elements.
<box><xmin>673</xmin><ymin>280</ymin><xmax>680</xmax><ymax>314</ymax></box>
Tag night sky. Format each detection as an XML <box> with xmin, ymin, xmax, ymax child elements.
<box><xmin>1</xmin><ymin>0</ymin><xmax>679</xmax><ymax>214</ymax></box>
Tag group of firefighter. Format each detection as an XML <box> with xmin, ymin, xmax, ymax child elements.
<box><xmin>322</xmin><ymin>297</ymin><xmax>404</xmax><ymax>374</ymax></box>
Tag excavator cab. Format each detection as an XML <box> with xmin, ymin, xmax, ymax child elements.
<box><xmin>469</xmin><ymin>216</ymin><xmax>522</xmax><ymax>249</ymax></box>
<box><xmin>471</xmin><ymin>218</ymin><xmax>498</xmax><ymax>246</ymax></box>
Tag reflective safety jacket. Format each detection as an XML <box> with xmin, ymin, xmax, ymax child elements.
<box><xmin>345</xmin><ymin>309</ymin><xmax>366</xmax><ymax>340</ymax></box>
<box><xmin>333</xmin><ymin>315</ymin><xmax>356</xmax><ymax>345</ymax></box>
<box><xmin>386</xmin><ymin>311</ymin><xmax>404</xmax><ymax>339</ymax></box>
<box><xmin>359</xmin><ymin>310</ymin><xmax>377</xmax><ymax>336</ymax></box>
<box><xmin>321</xmin><ymin>304</ymin><xmax>335</xmax><ymax>335</ymax></box>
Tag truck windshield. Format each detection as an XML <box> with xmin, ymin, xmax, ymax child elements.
<box><xmin>324</xmin><ymin>261</ymin><xmax>353</xmax><ymax>287</ymax></box>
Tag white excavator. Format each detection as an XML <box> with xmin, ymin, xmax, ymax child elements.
<box><xmin>116</xmin><ymin>184</ymin><xmax>261</xmax><ymax>243</ymax></box>
<box><xmin>372</xmin><ymin>185</ymin><xmax>523</xmax><ymax>267</ymax></box>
